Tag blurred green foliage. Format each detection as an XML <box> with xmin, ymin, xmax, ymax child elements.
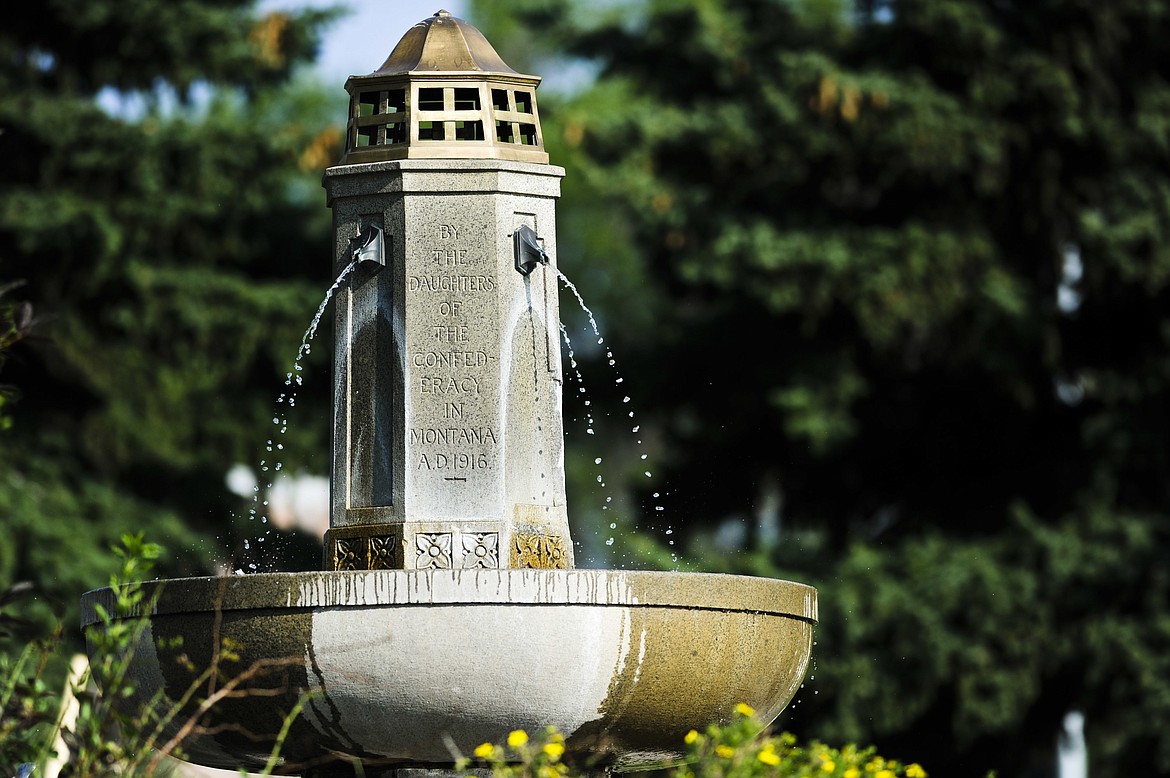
<box><xmin>471</xmin><ymin>0</ymin><xmax>1170</xmax><ymax>775</ymax></box>
<box><xmin>0</xmin><ymin>0</ymin><xmax>344</xmax><ymax>630</ymax></box>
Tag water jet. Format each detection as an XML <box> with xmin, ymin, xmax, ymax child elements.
<box><xmin>81</xmin><ymin>11</ymin><xmax>816</xmax><ymax>775</ymax></box>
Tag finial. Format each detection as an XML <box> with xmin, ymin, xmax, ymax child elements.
<box><xmin>435</xmin><ymin>9</ymin><xmax>451</xmax><ymax>17</ymax></box>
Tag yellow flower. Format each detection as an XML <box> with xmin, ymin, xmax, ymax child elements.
<box><xmin>734</xmin><ymin>702</ymin><xmax>756</xmax><ymax>718</ymax></box>
<box><xmin>821</xmin><ymin>760</ymin><xmax>837</xmax><ymax>773</ymax></box>
<box><xmin>542</xmin><ymin>742</ymin><xmax>566</xmax><ymax>760</ymax></box>
<box><xmin>905</xmin><ymin>765</ymin><xmax>927</xmax><ymax>778</ymax></box>
<box><xmin>473</xmin><ymin>742</ymin><xmax>495</xmax><ymax>759</ymax></box>
<box><xmin>684</xmin><ymin>730</ymin><xmax>700</xmax><ymax>745</ymax></box>
<box><xmin>876</xmin><ymin>770</ymin><xmax>895</xmax><ymax>778</ymax></box>
<box><xmin>844</xmin><ymin>769</ymin><xmax>861</xmax><ymax>778</ymax></box>
<box><xmin>756</xmin><ymin>747</ymin><xmax>780</xmax><ymax>766</ymax></box>
<box><xmin>715</xmin><ymin>745</ymin><xmax>735</xmax><ymax>759</ymax></box>
<box><xmin>507</xmin><ymin>730</ymin><xmax>529</xmax><ymax>748</ymax></box>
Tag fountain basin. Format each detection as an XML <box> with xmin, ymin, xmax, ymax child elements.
<box><xmin>81</xmin><ymin>569</ymin><xmax>815</xmax><ymax>772</ymax></box>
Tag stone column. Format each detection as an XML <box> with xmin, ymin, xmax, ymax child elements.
<box><xmin>322</xmin><ymin>159</ymin><xmax>572</xmax><ymax>570</ymax></box>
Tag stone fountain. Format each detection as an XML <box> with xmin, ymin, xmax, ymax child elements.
<box><xmin>81</xmin><ymin>11</ymin><xmax>816</xmax><ymax>775</ymax></box>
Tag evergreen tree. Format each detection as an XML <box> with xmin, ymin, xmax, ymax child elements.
<box><xmin>0</xmin><ymin>0</ymin><xmax>342</xmax><ymax>625</ymax></box>
<box><xmin>469</xmin><ymin>0</ymin><xmax>1170</xmax><ymax>775</ymax></box>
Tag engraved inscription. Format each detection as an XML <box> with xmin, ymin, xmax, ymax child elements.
<box><xmin>409</xmin><ymin>223</ymin><xmax>500</xmax><ymax>490</ymax></box>
<box><xmin>408</xmin><ymin>275</ymin><xmax>495</xmax><ymax>292</ymax></box>
<box><xmin>416</xmin><ymin>452</ymin><xmax>489</xmax><ymax>471</ymax></box>
<box><xmin>419</xmin><ymin>376</ymin><xmax>480</xmax><ymax>395</ymax></box>
<box><xmin>432</xmin><ymin>326</ymin><xmax>468</xmax><ymax>343</ymax></box>
<box><xmin>431</xmin><ymin>248</ymin><xmax>471</xmax><ymax>266</ymax></box>
<box><xmin>410</xmin><ymin>427</ymin><xmax>498</xmax><ymax>445</ymax></box>
<box><xmin>412</xmin><ymin>350</ymin><xmax>492</xmax><ymax>368</ymax></box>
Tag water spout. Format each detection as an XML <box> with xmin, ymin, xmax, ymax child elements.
<box><xmin>513</xmin><ymin>224</ymin><xmax>549</xmax><ymax>275</ymax></box>
<box><xmin>351</xmin><ymin>223</ymin><xmax>384</xmax><ymax>267</ymax></box>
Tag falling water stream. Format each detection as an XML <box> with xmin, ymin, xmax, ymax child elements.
<box><xmin>550</xmin><ymin>266</ymin><xmax>675</xmax><ymax>565</ymax></box>
<box><xmin>239</xmin><ymin>259</ymin><xmax>358</xmax><ymax>571</ymax></box>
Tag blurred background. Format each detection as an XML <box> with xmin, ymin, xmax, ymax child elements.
<box><xmin>2</xmin><ymin>0</ymin><xmax>1169</xmax><ymax>776</ymax></box>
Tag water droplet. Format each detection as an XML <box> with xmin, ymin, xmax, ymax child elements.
<box><xmin>616</xmin><ymin>378</ymin><xmax>624</xmax><ymax>384</ymax></box>
<box><xmin>605</xmin><ymin>537</ymin><xmax>615</xmax><ymax>546</ymax></box>
<box><xmin>644</xmin><ymin>471</ymin><xmax>652</xmax><ymax>477</ymax></box>
<box><xmin>640</xmin><ymin>454</ymin><xmax>647</xmax><ymax>459</ymax></box>
<box><xmin>587</xmin><ymin>429</ymin><xmax>595</xmax><ymax>435</ymax></box>
<box><xmin>594</xmin><ymin>457</ymin><xmax>602</xmax><ymax>464</ymax></box>
<box><xmin>610</xmin><ymin>523</ymin><xmax>617</xmax><ymax>530</ymax></box>
<box><xmin>596</xmin><ymin>475</ymin><xmax>603</xmax><ymax>483</ymax></box>
<box><xmin>623</xmin><ymin>396</ymin><xmax>630</xmax><ymax>403</ymax></box>
<box><xmin>664</xmin><ymin>528</ymin><xmax>672</xmax><ymax>533</ymax></box>
<box><xmin>632</xmin><ymin>425</ymin><xmax>640</xmax><ymax>432</ymax></box>
<box><xmin>653</xmin><ymin>492</ymin><xmax>660</xmax><ymax>498</ymax></box>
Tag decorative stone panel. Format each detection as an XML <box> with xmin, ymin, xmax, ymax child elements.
<box><xmin>325</xmin><ymin>526</ymin><xmax>404</xmax><ymax>571</ymax></box>
<box><xmin>461</xmin><ymin>532</ymin><xmax>499</xmax><ymax>568</ymax></box>
<box><xmin>512</xmin><ymin>533</ymin><xmax>568</xmax><ymax>569</ymax></box>
<box><xmin>415</xmin><ymin>532</ymin><xmax>453</xmax><ymax>569</ymax></box>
